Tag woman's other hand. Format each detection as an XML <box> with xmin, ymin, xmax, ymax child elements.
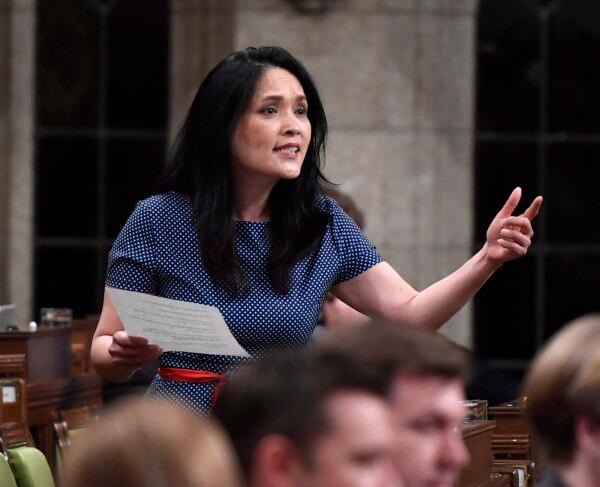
<box><xmin>484</xmin><ymin>187</ymin><xmax>543</xmax><ymax>266</ymax></box>
<box><xmin>108</xmin><ymin>331</ymin><xmax>163</xmax><ymax>369</ymax></box>
<box><xmin>92</xmin><ymin>288</ymin><xmax>162</xmax><ymax>382</ymax></box>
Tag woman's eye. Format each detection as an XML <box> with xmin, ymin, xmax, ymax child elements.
<box><xmin>296</xmin><ymin>107</ymin><xmax>307</xmax><ymax>115</ymax></box>
<box><xmin>262</xmin><ymin>106</ymin><xmax>277</xmax><ymax>115</ymax></box>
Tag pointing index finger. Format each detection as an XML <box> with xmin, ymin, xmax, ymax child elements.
<box><xmin>497</xmin><ymin>187</ymin><xmax>522</xmax><ymax>218</ymax></box>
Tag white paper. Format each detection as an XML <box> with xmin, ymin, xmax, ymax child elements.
<box><xmin>108</xmin><ymin>287</ymin><xmax>250</xmax><ymax>357</ymax></box>
<box><xmin>2</xmin><ymin>386</ymin><xmax>16</xmax><ymax>403</ymax></box>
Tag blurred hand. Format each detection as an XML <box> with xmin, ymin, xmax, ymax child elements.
<box><xmin>484</xmin><ymin>187</ymin><xmax>543</xmax><ymax>266</ymax></box>
<box><xmin>108</xmin><ymin>331</ymin><xmax>163</xmax><ymax>369</ymax></box>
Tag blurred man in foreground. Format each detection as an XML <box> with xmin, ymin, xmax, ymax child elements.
<box><xmin>316</xmin><ymin>321</ymin><xmax>470</xmax><ymax>487</ymax></box>
<box><xmin>215</xmin><ymin>348</ymin><xmax>400</xmax><ymax>487</ymax></box>
<box><xmin>524</xmin><ymin>314</ymin><xmax>600</xmax><ymax>487</ymax></box>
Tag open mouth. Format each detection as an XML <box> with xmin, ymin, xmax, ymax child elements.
<box><xmin>274</xmin><ymin>143</ymin><xmax>300</xmax><ymax>155</ymax></box>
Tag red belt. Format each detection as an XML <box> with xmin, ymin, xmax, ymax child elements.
<box><xmin>158</xmin><ymin>367</ymin><xmax>227</xmax><ymax>408</ymax></box>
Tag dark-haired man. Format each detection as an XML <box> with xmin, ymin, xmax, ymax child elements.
<box><xmin>214</xmin><ymin>348</ymin><xmax>400</xmax><ymax>487</ymax></box>
<box><xmin>316</xmin><ymin>322</ymin><xmax>470</xmax><ymax>487</ymax></box>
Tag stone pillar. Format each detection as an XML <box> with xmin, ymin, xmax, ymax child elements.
<box><xmin>0</xmin><ymin>0</ymin><xmax>35</xmax><ymax>326</ymax></box>
<box><xmin>0</xmin><ymin>2</ymin><xmax>10</xmax><ymax>304</ymax></box>
<box><xmin>169</xmin><ymin>0</ymin><xmax>236</xmax><ymax>142</ymax></box>
<box><xmin>236</xmin><ymin>0</ymin><xmax>477</xmax><ymax>347</ymax></box>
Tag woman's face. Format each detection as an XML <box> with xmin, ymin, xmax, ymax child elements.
<box><xmin>230</xmin><ymin>67</ymin><xmax>311</xmax><ymax>185</ymax></box>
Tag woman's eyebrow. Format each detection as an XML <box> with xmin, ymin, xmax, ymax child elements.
<box><xmin>258</xmin><ymin>94</ymin><xmax>307</xmax><ymax>103</ymax></box>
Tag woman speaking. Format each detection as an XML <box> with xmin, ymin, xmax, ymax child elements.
<box><xmin>91</xmin><ymin>47</ymin><xmax>542</xmax><ymax>414</ymax></box>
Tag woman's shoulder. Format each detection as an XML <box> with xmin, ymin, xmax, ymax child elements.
<box><xmin>315</xmin><ymin>194</ymin><xmax>343</xmax><ymax>216</ymax></box>
<box><xmin>119</xmin><ymin>192</ymin><xmax>191</xmax><ymax>233</ymax></box>
<box><xmin>134</xmin><ymin>191</ymin><xmax>190</xmax><ymax>216</ymax></box>
<box><xmin>315</xmin><ymin>195</ymin><xmax>359</xmax><ymax>228</ymax></box>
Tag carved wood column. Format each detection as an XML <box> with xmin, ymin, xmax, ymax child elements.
<box><xmin>169</xmin><ymin>0</ymin><xmax>236</xmax><ymax>142</ymax></box>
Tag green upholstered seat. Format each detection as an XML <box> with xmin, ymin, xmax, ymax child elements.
<box><xmin>0</xmin><ymin>453</ymin><xmax>18</xmax><ymax>487</ymax></box>
<box><xmin>8</xmin><ymin>447</ymin><xmax>55</xmax><ymax>487</ymax></box>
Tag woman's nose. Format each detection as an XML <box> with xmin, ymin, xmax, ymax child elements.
<box><xmin>281</xmin><ymin>112</ymin><xmax>301</xmax><ymax>135</ymax></box>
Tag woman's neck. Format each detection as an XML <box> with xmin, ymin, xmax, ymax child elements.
<box><xmin>232</xmin><ymin>178</ymin><xmax>275</xmax><ymax>222</ymax></box>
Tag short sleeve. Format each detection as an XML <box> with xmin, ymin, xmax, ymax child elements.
<box><xmin>320</xmin><ymin>197</ymin><xmax>384</xmax><ymax>284</ymax></box>
<box><xmin>106</xmin><ymin>200</ymin><xmax>158</xmax><ymax>293</ymax></box>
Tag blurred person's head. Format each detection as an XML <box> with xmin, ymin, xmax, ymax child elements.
<box><xmin>214</xmin><ymin>348</ymin><xmax>399</xmax><ymax>487</ymax></box>
<box><xmin>322</xmin><ymin>187</ymin><xmax>365</xmax><ymax>229</ymax></box>
<box><xmin>524</xmin><ymin>314</ymin><xmax>600</xmax><ymax>487</ymax></box>
<box><xmin>62</xmin><ymin>398</ymin><xmax>243</xmax><ymax>487</ymax></box>
<box><xmin>316</xmin><ymin>321</ymin><xmax>470</xmax><ymax>487</ymax></box>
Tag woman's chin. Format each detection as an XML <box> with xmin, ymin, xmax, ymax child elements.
<box><xmin>272</xmin><ymin>165</ymin><xmax>301</xmax><ymax>181</ymax></box>
<box><xmin>280</xmin><ymin>171</ymin><xmax>301</xmax><ymax>180</ymax></box>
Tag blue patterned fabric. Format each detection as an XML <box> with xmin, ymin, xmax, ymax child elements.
<box><xmin>106</xmin><ymin>191</ymin><xmax>382</xmax><ymax>414</ymax></box>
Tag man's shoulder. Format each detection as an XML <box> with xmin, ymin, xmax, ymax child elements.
<box><xmin>535</xmin><ymin>469</ymin><xmax>570</xmax><ymax>487</ymax></box>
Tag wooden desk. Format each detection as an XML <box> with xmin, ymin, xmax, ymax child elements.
<box><xmin>71</xmin><ymin>316</ymin><xmax>98</xmax><ymax>375</ymax></box>
<box><xmin>489</xmin><ymin>400</ymin><xmax>529</xmax><ymax>438</ymax></box>
<box><xmin>489</xmin><ymin>398</ymin><xmax>540</xmax><ymax>477</ymax></box>
<box><xmin>27</xmin><ymin>373</ymin><xmax>102</xmax><ymax>469</ymax></box>
<box><xmin>0</xmin><ymin>324</ymin><xmax>102</xmax><ymax>469</ymax></box>
<box><xmin>459</xmin><ymin>420</ymin><xmax>523</xmax><ymax>487</ymax></box>
<box><xmin>459</xmin><ymin>420</ymin><xmax>496</xmax><ymax>487</ymax></box>
<box><xmin>0</xmin><ymin>326</ymin><xmax>72</xmax><ymax>381</ymax></box>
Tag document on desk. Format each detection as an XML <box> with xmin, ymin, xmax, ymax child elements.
<box><xmin>108</xmin><ymin>287</ymin><xmax>250</xmax><ymax>357</ymax></box>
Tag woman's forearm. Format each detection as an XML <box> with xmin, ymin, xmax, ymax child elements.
<box><xmin>393</xmin><ymin>245</ymin><xmax>500</xmax><ymax>330</ymax></box>
<box><xmin>393</xmin><ymin>190</ymin><xmax>541</xmax><ymax>330</ymax></box>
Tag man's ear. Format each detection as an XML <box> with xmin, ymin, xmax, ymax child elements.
<box><xmin>575</xmin><ymin>415</ymin><xmax>600</xmax><ymax>456</ymax></box>
<box><xmin>250</xmin><ymin>434</ymin><xmax>305</xmax><ymax>487</ymax></box>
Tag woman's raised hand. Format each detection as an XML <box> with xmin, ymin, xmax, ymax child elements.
<box><xmin>484</xmin><ymin>187</ymin><xmax>543</xmax><ymax>266</ymax></box>
<box><xmin>108</xmin><ymin>331</ymin><xmax>163</xmax><ymax>369</ymax></box>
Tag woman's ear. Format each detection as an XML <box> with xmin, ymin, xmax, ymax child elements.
<box><xmin>250</xmin><ymin>434</ymin><xmax>306</xmax><ymax>487</ymax></box>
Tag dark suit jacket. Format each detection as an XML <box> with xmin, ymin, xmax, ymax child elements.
<box><xmin>535</xmin><ymin>469</ymin><xmax>569</xmax><ymax>487</ymax></box>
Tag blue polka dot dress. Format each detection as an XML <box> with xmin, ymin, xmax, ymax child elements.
<box><xmin>106</xmin><ymin>191</ymin><xmax>382</xmax><ymax>415</ymax></box>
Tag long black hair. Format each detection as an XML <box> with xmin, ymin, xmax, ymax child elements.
<box><xmin>160</xmin><ymin>47</ymin><xmax>330</xmax><ymax>296</ymax></box>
